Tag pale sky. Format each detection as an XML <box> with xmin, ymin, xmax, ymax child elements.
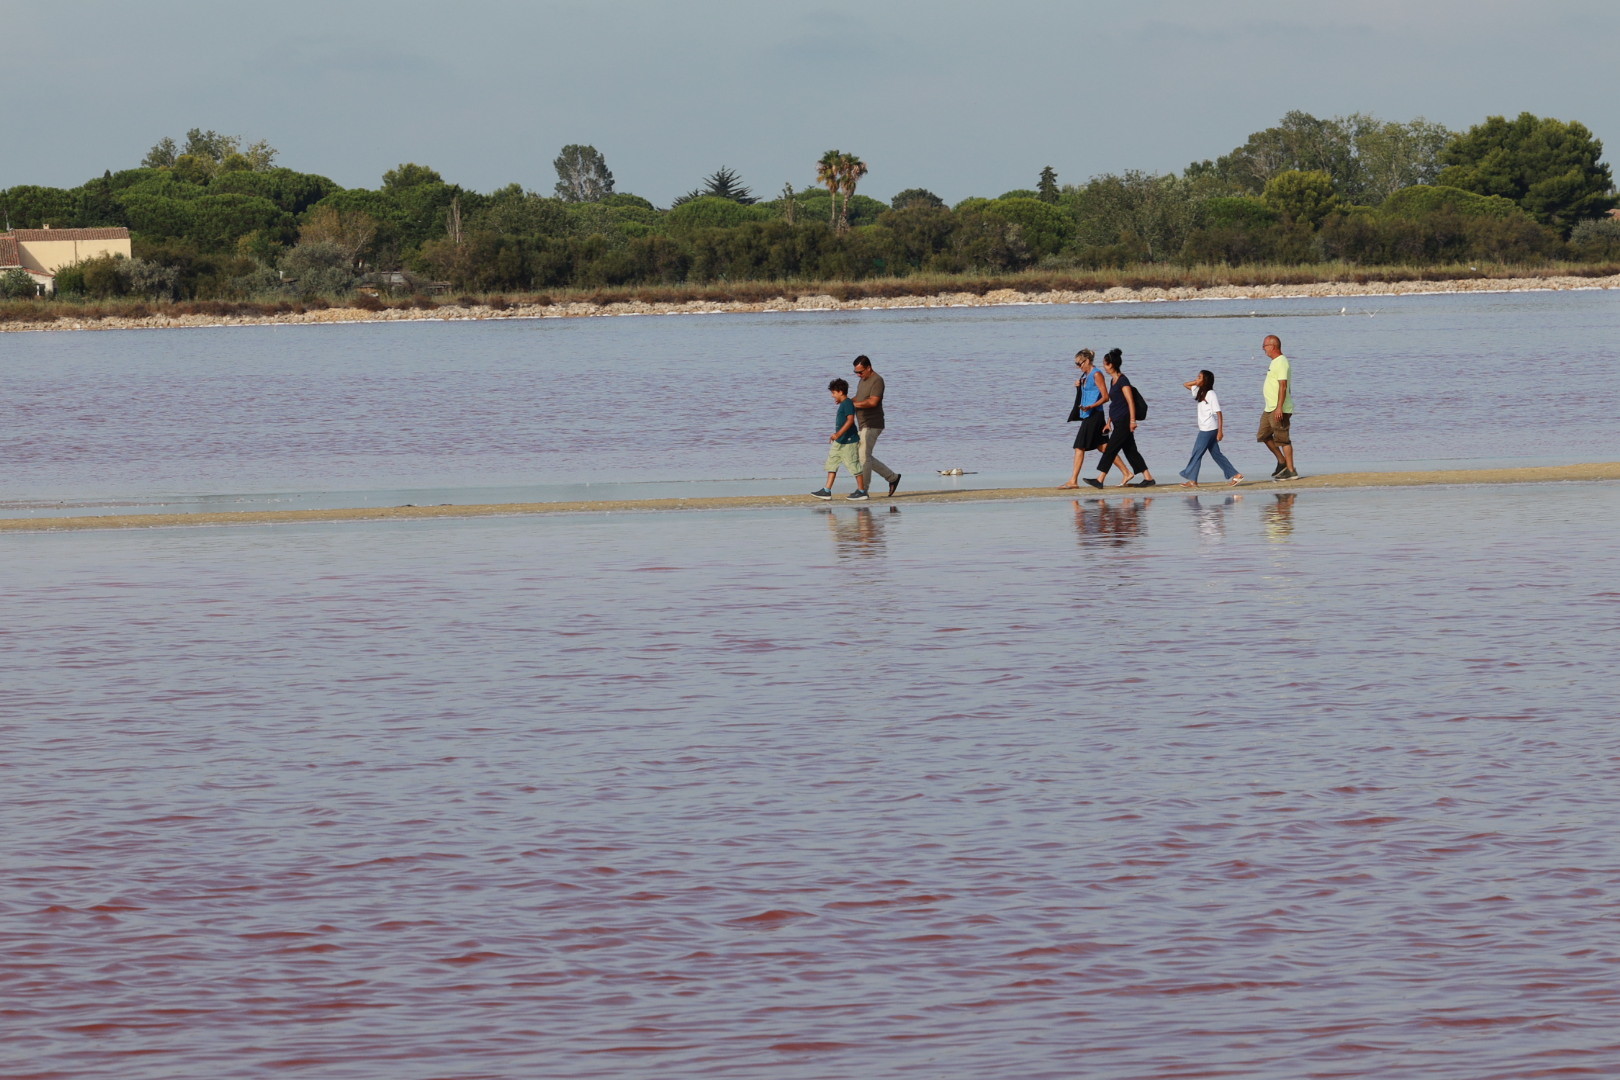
<box><xmin>7</xmin><ymin>0</ymin><xmax>1617</xmax><ymax>206</ymax></box>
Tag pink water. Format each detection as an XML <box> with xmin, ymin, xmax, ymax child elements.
<box><xmin>3</xmin><ymin>289</ymin><xmax>1618</xmax><ymax>513</ymax></box>
<box><xmin>6</xmin><ymin>484</ymin><xmax>1620</xmax><ymax>1078</ymax></box>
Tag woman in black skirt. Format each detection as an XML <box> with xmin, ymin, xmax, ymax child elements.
<box><xmin>1060</xmin><ymin>348</ymin><xmax>1111</xmax><ymax>488</ymax></box>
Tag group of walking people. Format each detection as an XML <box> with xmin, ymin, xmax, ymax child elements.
<box><xmin>811</xmin><ymin>335</ymin><xmax>1297</xmax><ymax>500</ymax></box>
<box><xmin>1062</xmin><ymin>334</ymin><xmax>1296</xmax><ymax>490</ymax></box>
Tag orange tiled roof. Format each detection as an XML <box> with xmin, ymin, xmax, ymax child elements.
<box><xmin>9</xmin><ymin>227</ymin><xmax>131</xmax><ymax>241</ymax></box>
<box><xmin>0</xmin><ymin>236</ymin><xmax>18</xmax><ymax>266</ymax></box>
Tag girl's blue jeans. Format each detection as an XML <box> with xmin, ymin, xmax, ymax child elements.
<box><xmin>1180</xmin><ymin>429</ymin><xmax>1239</xmax><ymax>482</ymax></box>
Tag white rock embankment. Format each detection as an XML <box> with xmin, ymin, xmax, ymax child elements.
<box><xmin>4</xmin><ymin>274</ymin><xmax>1616</xmax><ymax>333</ymax></box>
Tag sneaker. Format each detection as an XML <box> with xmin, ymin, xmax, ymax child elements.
<box><xmin>887</xmin><ymin>473</ymin><xmax>903</xmax><ymax>497</ymax></box>
<box><xmin>1271</xmin><ymin>461</ymin><xmax>1287</xmax><ymax>477</ymax></box>
<box><xmin>1082</xmin><ymin>478</ymin><xmax>1104</xmax><ymax>489</ymax></box>
<box><xmin>1135</xmin><ymin>479</ymin><xmax>1157</xmax><ymax>487</ymax></box>
<box><xmin>810</xmin><ymin>488</ymin><xmax>833</xmax><ymax>500</ymax></box>
<box><xmin>1277</xmin><ymin>468</ymin><xmax>1297</xmax><ymax>480</ymax></box>
<box><xmin>847</xmin><ymin>489</ymin><xmax>869</xmax><ymax>501</ymax></box>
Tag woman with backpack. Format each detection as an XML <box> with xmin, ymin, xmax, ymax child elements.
<box><xmin>1178</xmin><ymin>369</ymin><xmax>1243</xmax><ymax>488</ymax></box>
<box><xmin>1084</xmin><ymin>348</ymin><xmax>1156</xmax><ymax>489</ymax></box>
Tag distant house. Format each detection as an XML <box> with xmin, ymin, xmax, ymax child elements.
<box><xmin>0</xmin><ymin>225</ymin><xmax>132</xmax><ymax>293</ymax></box>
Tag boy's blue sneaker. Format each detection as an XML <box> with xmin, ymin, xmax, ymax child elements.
<box><xmin>810</xmin><ymin>488</ymin><xmax>833</xmax><ymax>500</ymax></box>
<box><xmin>847</xmin><ymin>489</ymin><xmax>869</xmax><ymax>500</ymax></box>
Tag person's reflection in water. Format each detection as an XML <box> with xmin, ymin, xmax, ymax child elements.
<box><xmin>1185</xmin><ymin>493</ymin><xmax>1240</xmax><ymax>544</ymax></box>
<box><xmin>1072</xmin><ymin>496</ymin><xmax>1151</xmax><ymax>548</ymax></box>
<box><xmin>1263</xmin><ymin>492</ymin><xmax>1298</xmax><ymax>542</ymax></box>
<box><xmin>822</xmin><ymin>506</ymin><xmax>891</xmax><ymax>559</ymax></box>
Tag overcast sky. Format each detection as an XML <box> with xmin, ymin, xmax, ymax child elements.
<box><xmin>8</xmin><ymin>0</ymin><xmax>1617</xmax><ymax>206</ymax></box>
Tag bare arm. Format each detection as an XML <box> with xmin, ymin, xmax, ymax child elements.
<box><xmin>1093</xmin><ymin>371</ymin><xmax>1110</xmax><ymax>407</ymax></box>
<box><xmin>851</xmin><ymin>392</ymin><xmax>882</xmax><ymax>409</ymax></box>
<box><xmin>1125</xmin><ymin>385</ymin><xmax>1138</xmax><ymax>427</ymax></box>
<box><xmin>831</xmin><ymin>415</ymin><xmax>855</xmax><ymax>442</ymax></box>
<box><xmin>1273</xmin><ymin>378</ymin><xmax>1288</xmax><ymax>420</ymax></box>
<box><xmin>1215</xmin><ymin>409</ymin><xmax>1224</xmax><ymax>441</ymax></box>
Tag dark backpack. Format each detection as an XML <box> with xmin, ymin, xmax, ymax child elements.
<box><xmin>1130</xmin><ymin>385</ymin><xmax>1148</xmax><ymax>421</ymax></box>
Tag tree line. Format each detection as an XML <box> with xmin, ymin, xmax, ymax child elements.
<box><xmin>2</xmin><ymin>113</ymin><xmax>1616</xmax><ymax>303</ymax></box>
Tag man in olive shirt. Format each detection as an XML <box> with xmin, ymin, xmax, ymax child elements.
<box><xmin>851</xmin><ymin>355</ymin><xmax>902</xmax><ymax>497</ymax></box>
<box><xmin>1257</xmin><ymin>334</ymin><xmax>1296</xmax><ymax>479</ymax></box>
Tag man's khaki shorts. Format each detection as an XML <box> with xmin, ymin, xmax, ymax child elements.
<box><xmin>1257</xmin><ymin>410</ymin><xmax>1293</xmax><ymax>445</ymax></box>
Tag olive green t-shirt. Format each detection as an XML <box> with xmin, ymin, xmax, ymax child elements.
<box><xmin>855</xmin><ymin>373</ymin><xmax>886</xmax><ymax>430</ymax></box>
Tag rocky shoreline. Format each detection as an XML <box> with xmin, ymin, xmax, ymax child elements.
<box><xmin>4</xmin><ymin>273</ymin><xmax>1617</xmax><ymax>333</ymax></box>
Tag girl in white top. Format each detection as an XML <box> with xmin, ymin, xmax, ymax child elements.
<box><xmin>1178</xmin><ymin>369</ymin><xmax>1243</xmax><ymax>487</ymax></box>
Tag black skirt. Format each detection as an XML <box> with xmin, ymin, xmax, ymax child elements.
<box><xmin>1073</xmin><ymin>410</ymin><xmax>1107</xmax><ymax>451</ymax></box>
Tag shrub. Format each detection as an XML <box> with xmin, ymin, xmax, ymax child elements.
<box><xmin>1569</xmin><ymin>216</ymin><xmax>1620</xmax><ymax>260</ymax></box>
<box><xmin>0</xmin><ymin>267</ymin><xmax>39</xmax><ymax>299</ymax></box>
<box><xmin>1381</xmin><ymin>185</ymin><xmax>1525</xmax><ymax>220</ymax></box>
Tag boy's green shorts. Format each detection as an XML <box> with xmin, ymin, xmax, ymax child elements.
<box><xmin>824</xmin><ymin>441</ymin><xmax>861</xmax><ymax>475</ymax></box>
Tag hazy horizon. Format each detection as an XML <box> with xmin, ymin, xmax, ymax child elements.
<box><xmin>6</xmin><ymin>0</ymin><xmax>1617</xmax><ymax>205</ymax></box>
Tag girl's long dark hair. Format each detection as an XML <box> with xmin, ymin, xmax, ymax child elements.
<box><xmin>1196</xmin><ymin>369</ymin><xmax>1214</xmax><ymax>403</ymax></box>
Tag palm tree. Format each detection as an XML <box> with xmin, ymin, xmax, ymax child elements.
<box><xmin>837</xmin><ymin>153</ymin><xmax>867</xmax><ymax>233</ymax></box>
<box><xmin>817</xmin><ymin>150</ymin><xmax>844</xmax><ymax>228</ymax></box>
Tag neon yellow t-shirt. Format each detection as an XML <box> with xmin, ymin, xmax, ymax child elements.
<box><xmin>1263</xmin><ymin>354</ymin><xmax>1294</xmax><ymax>412</ymax></box>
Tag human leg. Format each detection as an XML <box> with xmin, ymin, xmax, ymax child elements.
<box><xmin>1205</xmin><ymin>436</ymin><xmax>1240</xmax><ymax>480</ymax></box>
<box><xmin>857</xmin><ymin>427</ymin><xmax>897</xmax><ymax>489</ymax></box>
<box><xmin>1061</xmin><ymin>447</ymin><xmax>1086</xmax><ymax>488</ymax></box>
<box><xmin>1117</xmin><ymin>432</ymin><xmax>1150</xmax><ymax>483</ymax></box>
<box><xmin>1092</xmin><ymin>428</ymin><xmax>1124</xmax><ymax>480</ymax></box>
<box><xmin>1258</xmin><ymin>411</ymin><xmax>1286</xmax><ymax>473</ymax></box>
<box><xmin>1180</xmin><ymin>430</ymin><xmax>1216</xmax><ymax>483</ymax></box>
<box><xmin>1261</xmin><ymin>412</ymin><xmax>1295</xmax><ymax>475</ymax></box>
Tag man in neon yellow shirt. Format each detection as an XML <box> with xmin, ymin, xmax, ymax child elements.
<box><xmin>1257</xmin><ymin>334</ymin><xmax>1296</xmax><ymax>479</ymax></box>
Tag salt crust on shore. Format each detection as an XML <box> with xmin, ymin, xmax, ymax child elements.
<box><xmin>5</xmin><ymin>463</ymin><xmax>1617</xmax><ymax>532</ymax></box>
<box><xmin>4</xmin><ymin>274</ymin><xmax>1617</xmax><ymax>333</ymax></box>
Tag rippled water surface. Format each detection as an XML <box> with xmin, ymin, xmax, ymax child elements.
<box><xmin>2</xmin><ymin>288</ymin><xmax>1617</xmax><ymax>512</ymax></box>
<box><xmin>7</xmin><ymin>482</ymin><xmax>1620</xmax><ymax>1079</ymax></box>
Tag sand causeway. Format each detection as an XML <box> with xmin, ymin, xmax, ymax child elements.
<box><xmin>4</xmin><ymin>462</ymin><xmax>1616</xmax><ymax>533</ymax></box>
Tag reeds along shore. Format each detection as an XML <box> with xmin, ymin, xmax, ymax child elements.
<box><xmin>2</xmin><ymin>263</ymin><xmax>1618</xmax><ymax>332</ymax></box>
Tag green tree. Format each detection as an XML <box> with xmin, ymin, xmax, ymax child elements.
<box><xmin>188</xmin><ymin>194</ymin><xmax>290</xmax><ymax>250</ymax></box>
<box><xmin>299</xmin><ymin>205</ymin><xmax>382</xmax><ymax>266</ymax></box>
<box><xmin>1070</xmin><ymin>171</ymin><xmax>1203</xmax><ymax>261</ymax></box>
<box><xmin>1379</xmin><ymin>185</ymin><xmax>1526</xmax><ymax>220</ymax></box>
<box><xmin>279</xmin><ymin>241</ymin><xmax>360</xmax><ymax>296</ymax></box>
<box><xmin>1037</xmin><ymin>166</ymin><xmax>1059</xmax><ymax>203</ymax></box>
<box><xmin>1436</xmin><ymin>112</ymin><xmax>1616</xmax><ymax>231</ymax></box>
<box><xmin>1</xmin><ymin>267</ymin><xmax>38</xmax><ymax>298</ymax></box>
<box><xmin>1349</xmin><ymin>116</ymin><xmax>1454</xmax><ymax>202</ymax></box>
<box><xmin>985</xmin><ymin>197</ymin><xmax>1073</xmax><ymax>256</ymax></box>
<box><xmin>1209</xmin><ymin>111</ymin><xmax>1355</xmax><ymax>194</ymax></box>
<box><xmin>141</xmin><ymin>137</ymin><xmax>178</xmax><ymax>169</ymax></box>
<box><xmin>890</xmin><ymin>187</ymin><xmax>944</xmax><ymax>210</ymax></box>
<box><xmin>141</xmin><ymin>129</ymin><xmax>279</xmax><ymax>178</ymax></box>
<box><xmin>2</xmin><ymin>184</ymin><xmax>81</xmax><ymax>228</ymax></box>
<box><xmin>382</xmin><ymin>163</ymin><xmax>444</xmax><ymax>191</ymax></box>
<box><xmin>211</xmin><ymin>168</ymin><xmax>339</xmax><ymax>214</ymax></box>
<box><xmin>1262</xmin><ymin>170</ymin><xmax>1339</xmax><ymax>226</ymax></box>
<box><xmin>553</xmin><ymin>144</ymin><xmax>614</xmax><ymax>202</ymax></box>
<box><xmin>837</xmin><ymin>152</ymin><xmax>868</xmax><ymax>233</ymax></box>
<box><xmin>816</xmin><ymin>150</ymin><xmax>844</xmax><ymax>228</ymax></box>
<box><xmin>661</xmin><ymin>196</ymin><xmax>770</xmax><ymax>232</ymax></box>
<box><xmin>681</xmin><ymin>166</ymin><xmax>756</xmax><ymax>204</ymax></box>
